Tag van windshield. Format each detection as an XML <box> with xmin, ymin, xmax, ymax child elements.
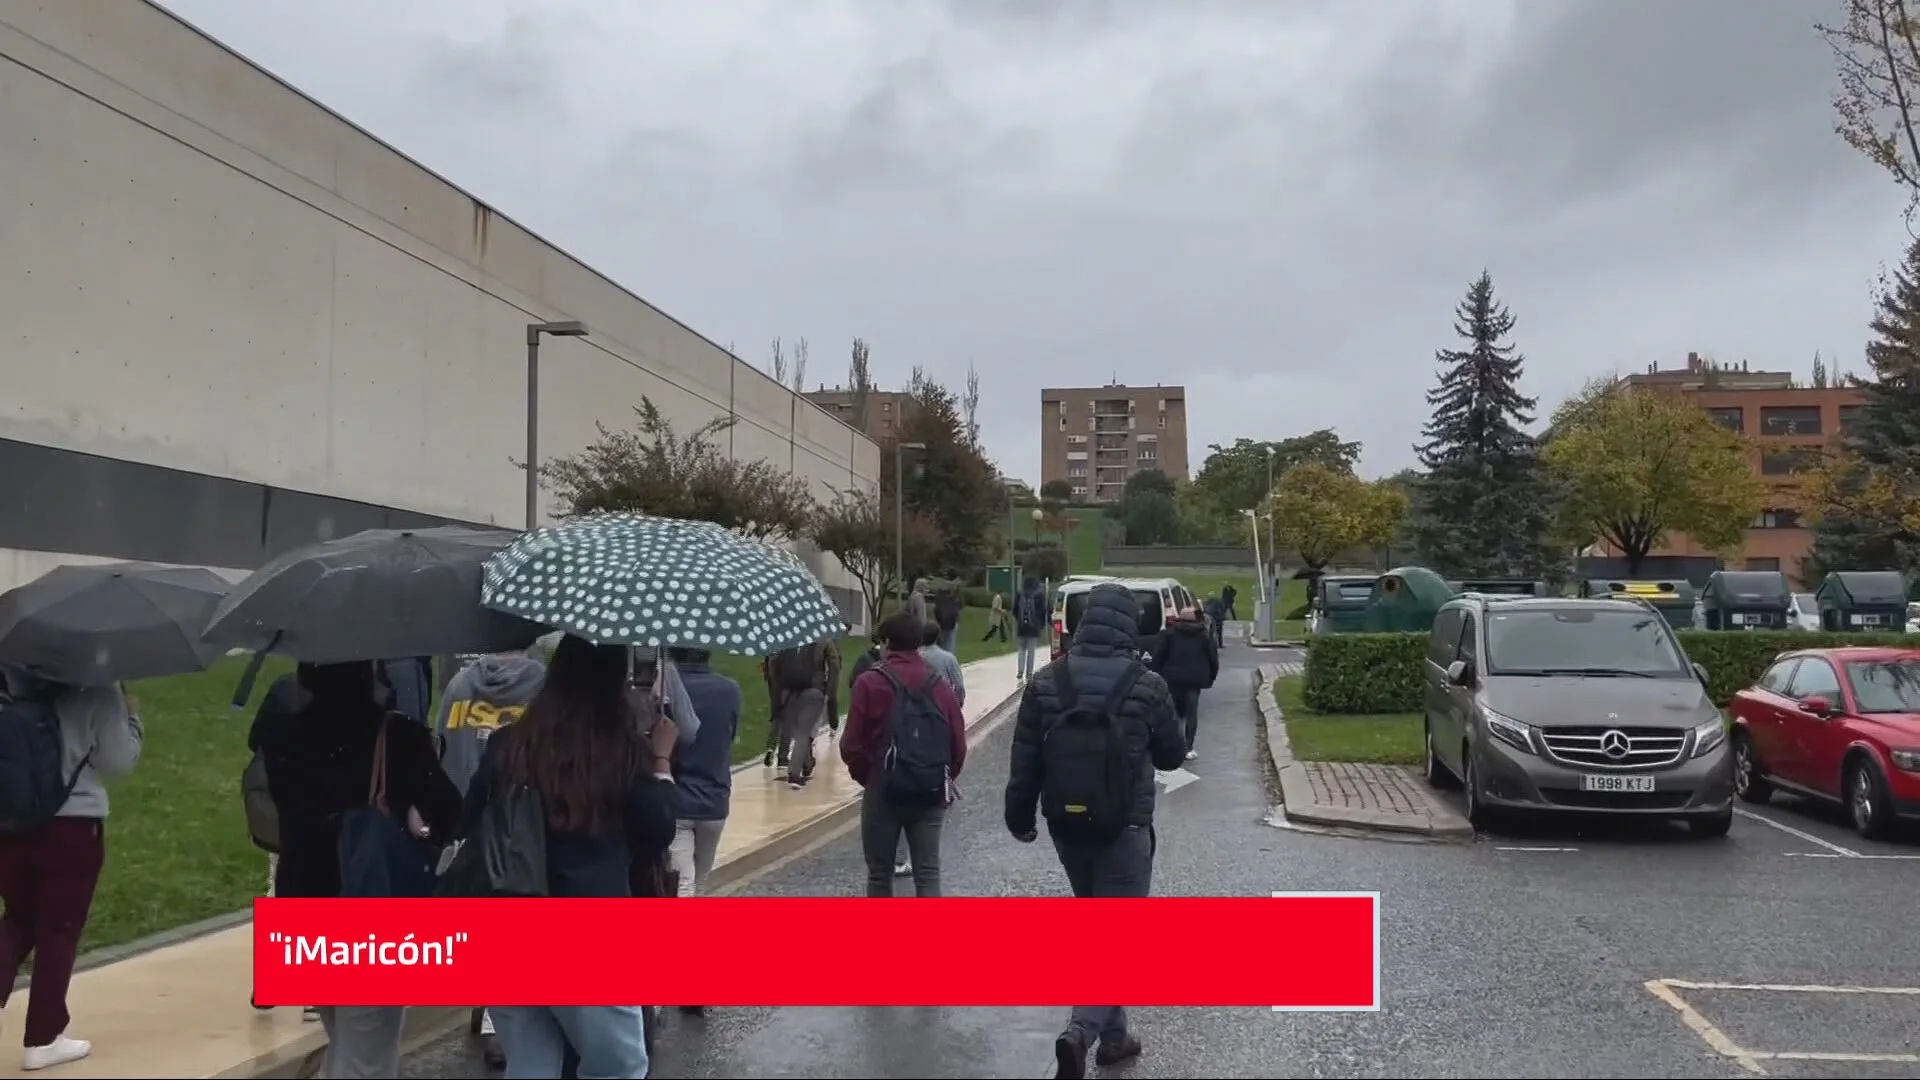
<box><xmin>1484</xmin><ymin>608</ymin><xmax>1691</xmax><ymax>678</ymax></box>
<box><xmin>1063</xmin><ymin>590</ymin><xmax>1162</xmax><ymax>637</ymax></box>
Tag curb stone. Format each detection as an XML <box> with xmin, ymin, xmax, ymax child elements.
<box><xmin>1254</xmin><ymin>666</ymin><xmax>1474</xmax><ymax>843</ymax></box>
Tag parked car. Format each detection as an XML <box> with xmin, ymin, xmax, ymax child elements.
<box><xmin>1049</xmin><ymin>576</ymin><xmax>1187</xmax><ymax>661</ymax></box>
<box><xmin>1728</xmin><ymin>646</ymin><xmax>1920</xmax><ymax>839</ymax></box>
<box><xmin>1791</xmin><ymin>593</ymin><xmax>1821</xmax><ymax>632</ymax></box>
<box><xmin>1421</xmin><ymin>594</ymin><xmax>1734</xmax><ymax>837</ymax></box>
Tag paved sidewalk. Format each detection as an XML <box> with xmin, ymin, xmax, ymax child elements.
<box><xmin>0</xmin><ymin>653</ymin><xmax>1022</xmax><ymax>1080</ymax></box>
<box><xmin>1254</xmin><ymin>663</ymin><xmax>1472</xmax><ymax>842</ymax></box>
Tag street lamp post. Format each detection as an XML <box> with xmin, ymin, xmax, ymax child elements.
<box><xmin>894</xmin><ymin>441</ymin><xmax>927</xmax><ymax>602</ymax></box>
<box><xmin>524</xmin><ymin>320</ymin><xmax>590</xmax><ymax>530</ymax></box>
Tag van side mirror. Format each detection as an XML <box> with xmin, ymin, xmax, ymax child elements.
<box><xmin>1799</xmin><ymin>695</ymin><xmax>1833</xmax><ymax>717</ymax></box>
<box><xmin>1446</xmin><ymin>659</ymin><xmax>1473</xmax><ymax>686</ymax></box>
<box><xmin>1691</xmin><ymin>662</ymin><xmax>1709</xmax><ymax>686</ymax></box>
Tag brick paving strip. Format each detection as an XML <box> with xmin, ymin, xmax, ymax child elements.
<box><xmin>1254</xmin><ymin>664</ymin><xmax>1474</xmax><ymax>842</ymax></box>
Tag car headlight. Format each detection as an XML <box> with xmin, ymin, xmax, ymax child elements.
<box><xmin>1483</xmin><ymin>709</ymin><xmax>1536</xmax><ymax>754</ymax></box>
<box><xmin>1890</xmin><ymin>749</ymin><xmax>1920</xmax><ymax>772</ymax></box>
<box><xmin>1691</xmin><ymin>718</ymin><xmax>1727</xmax><ymax>758</ymax></box>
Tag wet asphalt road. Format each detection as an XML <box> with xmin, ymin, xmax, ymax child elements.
<box><xmin>404</xmin><ymin>645</ymin><xmax>1920</xmax><ymax>1079</ymax></box>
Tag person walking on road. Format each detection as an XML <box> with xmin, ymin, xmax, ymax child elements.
<box><xmin>471</xmin><ymin>635</ymin><xmax>676</xmax><ymax>1079</ymax></box>
<box><xmin>933</xmin><ymin>588</ymin><xmax>963</xmax><ymax>653</ymax></box>
<box><xmin>1150</xmin><ymin>607</ymin><xmax>1219</xmax><ymax>761</ymax></box>
<box><xmin>0</xmin><ymin>671</ymin><xmax>143</xmax><ymax>1072</ymax></box>
<box><xmin>1014</xmin><ymin>577</ymin><xmax>1048</xmax><ymax>682</ymax></box>
<box><xmin>982</xmin><ymin>592</ymin><xmax>1009</xmax><ymax>642</ymax></box>
<box><xmin>841</xmin><ymin>612</ymin><xmax>968</xmax><ymax>897</ymax></box>
<box><xmin>1202</xmin><ymin>596</ymin><xmax>1225</xmax><ymax>649</ymax></box>
<box><xmin>1002</xmin><ymin>584</ymin><xmax>1185</xmax><ymax>1080</ymax></box>
<box><xmin>253</xmin><ymin>662</ymin><xmax>462</xmax><ymax>1079</ymax></box>
<box><xmin>665</xmin><ymin>646</ymin><xmax>739</xmax><ymax>900</ymax></box>
<box><xmin>919</xmin><ymin>619</ymin><xmax>966</xmax><ymax>711</ymax></box>
<box><xmin>768</xmin><ymin>641</ymin><xmax>828</xmax><ymax>789</ymax></box>
<box><xmin>432</xmin><ymin>649</ymin><xmax>546</xmax><ymax>1069</ymax></box>
<box><xmin>1220</xmin><ymin>583</ymin><xmax>1238</xmax><ymax>622</ymax></box>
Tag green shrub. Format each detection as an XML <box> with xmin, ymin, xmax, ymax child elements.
<box><xmin>1301</xmin><ymin>628</ymin><xmax>1918</xmax><ymax>714</ymax></box>
<box><xmin>1302</xmin><ymin>634</ymin><xmax>1427</xmax><ymax>714</ymax></box>
<box><xmin>1677</xmin><ymin>631</ymin><xmax>1910</xmax><ymax>704</ymax></box>
<box><xmin>961</xmin><ymin>586</ymin><xmax>1000</xmax><ymax>609</ymax></box>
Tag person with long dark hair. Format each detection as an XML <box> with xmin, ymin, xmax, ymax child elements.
<box><xmin>468</xmin><ymin>635</ymin><xmax>676</xmax><ymax>1079</ymax></box>
<box><xmin>253</xmin><ymin>661</ymin><xmax>462</xmax><ymax>1078</ymax></box>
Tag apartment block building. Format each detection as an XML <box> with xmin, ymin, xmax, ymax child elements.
<box><xmin>1593</xmin><ymin>353</ymin><xmax>1865</xmax><ymax>581</ymax></box>
<box><xmin>1039</xmin><ymin>383</ymin><xmax>1190</xmax><ymax>504</ymax></box>
<box><xmin>802</xmin><ymin>387</ymin><xmax>915</xmax><ymax>444</ymax></box>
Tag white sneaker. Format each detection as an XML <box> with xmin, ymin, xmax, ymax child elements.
<box><xmin>894</xmin><ymin>861</ymin><xmax>913</xmax><ymax>877</ymax></box>
<box><xmin>22</xmin><ymin>1035</ymin><xmax>90</xmax><ymax>1071</ymax></box>
<box><xmin>479</xmin><ymin>1009</ymin><xmax>496</xmax><ymax>1037</ymax></box>
<box><xmin>1185</xmin><ymin>750</ymin><xmax>1198</xmax><ymax>761</ymax></box>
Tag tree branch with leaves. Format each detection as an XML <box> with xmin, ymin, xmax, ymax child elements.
<box><xmin>1268</xmin><ymin>463</ymin><xmax>1407</xmax><ymax>570</ymax></box>
<box><xmin>811</xmin><ymin>486</ymin><xmax>944</xmax><ymax>626</ymax></box>
<box><xmin>538</xmin><ymin>397</ymin><xmax>817</xmax><ymax>542</ymax></box>
<box><xmin>1541</xmin><ymin>385</ymin><xmax>1765</xmax><ymax>574</ymax></box>
<box><xmin>1821</xmin><ymin>0</ymin><xmax>1920</xmax><ymax>220</ymax></box>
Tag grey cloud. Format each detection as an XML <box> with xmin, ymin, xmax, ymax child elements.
<box><xmin>415</xmin><ymin>11</ymin><xmax>585</xmax><ymax>113</ymax></box>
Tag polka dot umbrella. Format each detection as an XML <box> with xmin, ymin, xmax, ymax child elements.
<box><xmin>480</xmin><ymin>513</ymin><xmax>846</xmax><ymax>655</ymax></box>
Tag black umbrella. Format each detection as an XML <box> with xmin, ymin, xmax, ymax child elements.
<box><xmin>202</xmin><ymin>526</ymin><xmax>547</xmax><ymax>665</ymax></box>
<box><xmin>0</xmin><ymin>562</ymin><xmax>231</xmax><ymax>686</ymax></box>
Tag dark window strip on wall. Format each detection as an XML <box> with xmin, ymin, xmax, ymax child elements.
<box><xmin>0</xmin><ymin>436</ymin><xmax>489</xmax><ymax>569</ymax></box>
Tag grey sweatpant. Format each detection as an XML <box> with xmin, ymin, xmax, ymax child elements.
<box><xmin>1052</xmin><ymin>825</ymin><xmax>1155</xmax><ymax>1043</ymax></box>
<box><xmin>778</xmin><ymin>688</ymin><xmax>824</xmax><ymax>783</ymax></box>
<box><xmin>860</xmin><ymin>784</ymin><xmax>944</xmax><ymax>896</ymax></box>
<box><xmin>315</xmin><ymin>1005</ymin><xmax>406</xmax><ymax>1078</ymax></box>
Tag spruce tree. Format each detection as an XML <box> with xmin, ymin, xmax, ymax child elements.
<box><xmin>1809</xmin><ymin>238</ymin><xmax>1920</xmax><ymax>575</ymax></box>
<box><xmin>1411</xmin><ymin>272</ymin><xmax>1560</xmax><ymax>578</ymax></box>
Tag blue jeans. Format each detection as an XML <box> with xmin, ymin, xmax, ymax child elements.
<box><xmin>1017</xmin><ymin>635</ymin><xmax>1039</xmax><ymax>679</ymax></box>
<box><xmin>492</xmin><ymin>1004</ymin><xmax>649</xmax><ymax>1079</ymax></box>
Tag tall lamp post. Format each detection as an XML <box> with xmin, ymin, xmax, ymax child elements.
<box><xmin>894</xmin><ymin>441</ymin><xmax>927</xmax><ymax>600</ymax></box>
<box><xmin>524</xmin><ymin>320</ymin><xmax>590</xmax><ymax>530</ymax></box>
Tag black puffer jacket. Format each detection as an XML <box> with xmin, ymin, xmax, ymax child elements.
<box><xmin>1151</xmin><ymin>619</ymin><xmax>1219</xmax><ymax>689</ymax></box>
<box><xmin>1005</xmin><ymin>585</ymin><xmax>1185</xmax><ymax>835</ymax></box>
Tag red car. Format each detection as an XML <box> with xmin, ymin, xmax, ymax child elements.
<box><xmin>1728</xmin><ymin>646</ymin><xmax>1920</xmax><ymax>839</ymax></box>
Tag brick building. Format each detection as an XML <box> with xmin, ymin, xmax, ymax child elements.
<box><xmin>802</xmin><ymin>387</ymin><xmax>915</xmax><ymax>444</ymax></box>
<box><xmin>1039</xmin><ymin>383</ymin><xmax>1189</xmax><ymax>504</ymax></box>
<box><xmin>1593</xmin><ymin>353</ymin><xmax>1864</xmax><ymax>582</ymax></box>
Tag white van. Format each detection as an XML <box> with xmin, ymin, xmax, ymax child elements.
<box><xmin>1050</xmin><ymin>576</ymin><xmax>1192</xmax><ymax>660</ymax></box>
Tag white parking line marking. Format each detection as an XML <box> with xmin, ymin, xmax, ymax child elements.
<box><xmin>1756</xmin><ymin>1051</ymin><xmax>1920</xmax><ymax>1063</ymax></box>
<box><xmin>1783</xmin><ymin>851</ymin><xmax>1920</xmax><ymax>860</ymax></box>
<box><xmin>1661</xmin><ymin>980</ymin><xmax>1920</xmax><ymax>995</ymax></box>
<box><xmin>1644</xmin><ymin>979</ymin><xmax>1766</xmax><ymax>1075</ymax></box>
<box><xmin>1734</xmin><ymin>808</ymin><xmax>1862</xmax><ymax>857</ymax></box>
<box><xmin>1495</xmin><ymin>845</ymin><xmax>1579</xmax><ymax>852</ymax></box>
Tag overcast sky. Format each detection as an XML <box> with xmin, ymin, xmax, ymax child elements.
<box><xmin>160</xmin><ymin>0</ymin><xmax>1910</xmax><ymax>483</ymax></box>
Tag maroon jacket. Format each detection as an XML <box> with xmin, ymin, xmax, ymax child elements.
<box><xmin>839</xmin><ymin>650</ymin><xmax>967</xmax><ymax>791</ymax></box>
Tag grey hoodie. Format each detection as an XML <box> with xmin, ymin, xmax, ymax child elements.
<box><xmin>433</xmin><ymin>655</ymin><xmax>546</xmax><ymax>796</ymax></box>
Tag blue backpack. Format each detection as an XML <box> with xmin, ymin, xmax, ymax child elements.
<box><xmin>877</xmin><ymin>668</ymin><xmax>953</xmax><ymax>806</ymax></box>
<box><xmin>337</xmin><ymin>716</ymin><xmax>436</xmax><ymax>898</ymax></box>
<box><xmin>0</xmin><ymin>688</ymin><xmax>85</xmax><ymax>835</ymax></box>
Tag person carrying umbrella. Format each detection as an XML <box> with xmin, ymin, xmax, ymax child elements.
<box><xmin>0</xmin><ymin>668</ymin><xmax>143</xmax><ymax>1071</ymax></box>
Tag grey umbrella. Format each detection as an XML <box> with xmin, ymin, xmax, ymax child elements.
<box><xmin>0</xmin><ymin>562</ymin><xmax>231</xmax><ymax>686</ymax></box>
<box><xmin>202</xmin><ymin>526</ymin><xmax>547</xmax><ymax>664</ymax></box>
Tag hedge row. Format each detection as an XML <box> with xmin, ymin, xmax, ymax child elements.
<box><xmin>1300</xmin><ymin>630</ymin><xmax>1918</xmax><ymax>715</ymax></box>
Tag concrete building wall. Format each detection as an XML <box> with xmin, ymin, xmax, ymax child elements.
<box><xmin>1039</xmin><ymin>384</ymin><xmax>1189</xmax><ymax>503</ymax></box>
<box><xmin>0</xmin><ymin>1</ymin><xmax>878</xmax><ymax>619</ymax></box>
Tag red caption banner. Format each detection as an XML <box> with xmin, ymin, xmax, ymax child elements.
<box><xmin>253</xmin><ymin>892</ymin><xmax>1378</xmax><ymax>1010</ymax></box>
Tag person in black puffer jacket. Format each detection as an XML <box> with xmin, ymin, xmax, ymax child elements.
<box><xmin>1003</xmin><ymin>584</ymin><xmax>1185</xmax><ymax>1080</ymax></box>
<box><xmin>1150</xmin><ymin>607</ymin><xmax>1220</xmax><ymax>761</ymax></box>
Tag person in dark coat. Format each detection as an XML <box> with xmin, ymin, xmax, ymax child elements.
<box><xmin>1201</xmin><ymin>596</ymin><xmax>1225</xmax><ymax>648</ymax></box>
<box><xmin>1219</xmin><ymin>583</ymin><xmax>1238</xmax><ymax>622</ymax></box>
<box><xmin>1003</xmin><ymin>584</ymin><xmax>1185</xmax><ymax>1079</ymax></box>
<box><xmin>1150</xmin><ymin>607</ymin><xmax>1220</xmax><ymax>760</ymax></box>
<box><xmin>933</xmin><ymin>589</ymin><xmax>963</xmax><ymax>653</ymax></box>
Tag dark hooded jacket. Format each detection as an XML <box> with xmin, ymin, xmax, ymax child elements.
<box><xmin>1005</xmin><ymin>585</ymin><xmax>1185</xmax><ymax>835</ymax></box>
<box><xmin>1151</xmin><ymin>616</ymin><xmax>1219</xmax><ymax>690</ymax></box>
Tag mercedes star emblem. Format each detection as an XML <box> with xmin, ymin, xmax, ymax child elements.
<box><xmin>1599</xmin><ymin>729</ymin><xmax>1631</xmax><ymax>760</ymax></box>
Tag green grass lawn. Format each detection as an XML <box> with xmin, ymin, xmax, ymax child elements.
<box><xmin>1272</xmin><ymin>675</ymin><xmax>1423</xmax><ymax>765</ymax></box>
<box><xmin>92</xmin><ymin>655</ymin><xmax>293</xmax><ymax>952</ymax></box>
<box><xmin>1010</xmin><ymin>506</ymin><xmax>1107</xmax><ymax>575</ymax></box>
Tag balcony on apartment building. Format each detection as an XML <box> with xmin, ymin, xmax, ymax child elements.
<box><xmin>1092</xmin><ymin>398</ymin><xmax>1137</xmax><ymax>417</ymax></box>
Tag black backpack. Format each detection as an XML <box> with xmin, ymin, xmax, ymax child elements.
<box><xmin>436</xmin><ymin>782</ymin><xmax>549</xmax><ymax>898</ymax></box>
<box><xmin>773</xmin><ymin>645</ymin><xmax>820</xmax><ymax>692</ymax></box>
<box><xmin>877</xmin><ymin>667</ymin><xmax>953</xmax><ymax>806</ymax></box>
<box><xmin>1016</xmin><ymin>592</ymin><xmax>1045</xmax><ymax>636</ymax></box>
<box><xmin>0</xmin><ymin>689</ymin><xmax>87</xmax><ymax>835</ymax></box>
<box><xmin>1039</xmin><ymin>660</ymin><xmax>1143</xmax><ymax>842</ymax></box>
